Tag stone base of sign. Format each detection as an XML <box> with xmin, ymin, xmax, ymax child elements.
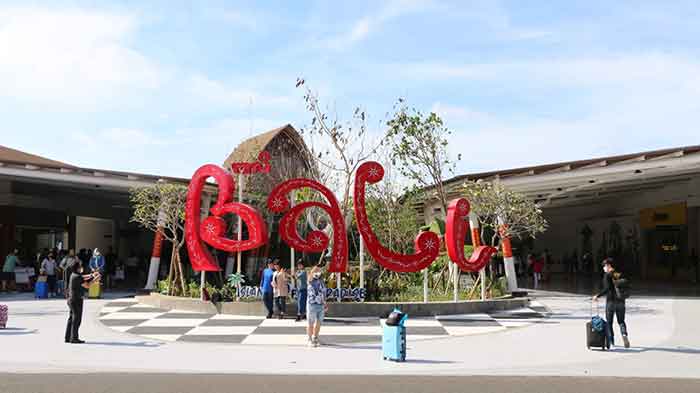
<box><xmin>136</xmin><ymin>293</ymin><xmax>530</xmax><ymax>318</ymax></box>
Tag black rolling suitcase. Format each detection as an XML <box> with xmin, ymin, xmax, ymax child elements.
<box><xmin>586</xmin><ymin>301</ymin><xmax>609</xmax><ymax>350</ymax></box>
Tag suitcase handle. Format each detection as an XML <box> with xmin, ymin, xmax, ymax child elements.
<box><xmin>590</xmin><ymin>298</ymin><xmax>600</xmax><ymax>317</ymax></box>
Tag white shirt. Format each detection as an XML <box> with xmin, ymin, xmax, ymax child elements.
<box><xmin>41</xmin><ymin>258</ymin><xmax>57</xmax><ymax>275</ymax></box>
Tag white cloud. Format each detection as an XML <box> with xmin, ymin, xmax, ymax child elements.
<box><xmin>187</xmin><ymin>74</ymin><xmax>293</xmax><ymax>108</ymax></box>
<box><xmin>0</xmin><ymin>6</ymin><xmax>165</xmax><ymax>109</ymax></box>
<box><xmin>421</xmin><ymin>53</ymin><xmax>700</xmax><ymax>174</ymax></box>
<box><xmin>324</xmin><ymin>0</ymin><xmax>435</xmax><ymax>50</ymax></box>
<box><xmin>55</xmin><ymin>117</ymin><xmax>288</xmax><ymax>177</ymax></box>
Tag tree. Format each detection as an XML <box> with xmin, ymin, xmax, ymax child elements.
<box><xmin>386</xmin><ymin>100</ymin><xmax>460</xmax><ymax>215</ymax></box>
<box><xmin>297</xmin><ymin>78</ymin><xmax>384</xmax><ymax>229</ymax></box>
<box><xmin>386</xmin><ymin>101</ymin><xmax>461</xmax><ymax>295</ymax></box>
<box><xmin>130</xmin><ymin>183</ymin><xmax>188</xmax><ymax>296</ymax></box>
<box><xmin>461</xmin><ymin>181</ymin><xmax>548</xmax><ymax>247</ymax></box>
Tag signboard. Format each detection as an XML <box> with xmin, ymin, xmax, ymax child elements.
<box><xmin>640</xmin><ymin>203</ymin><xmax>687</xmax><ymax>229</ymax></box>
<box><xmin>236</xmin><ymin>286</ymin><xmax>366</xmax><ymax>302</ymax></box>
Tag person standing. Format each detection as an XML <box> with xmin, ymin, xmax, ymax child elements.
<box><xmin>306</xmin><ymin>266</ymin><xmax>328</xmax><ymax>347</ymax></box>
<box><xmin>594</xmin><ymin>258</ymin><xmax>630</xmax><ymax>348</ymax></box>
<box><xmin>65</xmin><ymin>262</ymin><xmax>98</xmax><ymax>344</ymax></box>
<box><xmin>2</xmin><ymin>249</ymin><xmax>19</xmax><ymax>292</ymax></box>
<box><xmin>273</xmin><ymin>265</ymin><xmax>290</xmax><ymax>319</ymax></box>
<box><xmin>259</xmin><ymin>259</ymin><xmax>275</xmax><ymax>319</ymax></box>
<box><xmin>295</xmin><ymin>260</ymin><xmax>308</xmax><ymax>322</ymax></box>
<box><xmin>41</xmin><ymin>252</ymin><xmax>58</xmax><ymax>297</ymax></box>
<box><xmin>532</xmin><ymin>255</ymin><xmax>544</xmax><ymax>289</ymax></box>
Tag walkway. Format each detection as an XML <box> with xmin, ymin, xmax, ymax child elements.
<box><xmin>0</xmin><ymin>290</ymin><xmax>698</xmax><ymax>379</ymax></box>
<box><xmin>97</xmin><ymin>298</ymin><xmax>547</xmax><ymax>345</ymax></box>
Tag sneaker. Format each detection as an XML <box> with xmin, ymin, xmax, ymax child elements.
<box><xmin>623</xmin><ymin>335</ymin><xmax>630</xmax><ymax>348</ymax></box>
<box><xmin>307</xmin><ymin>337</ymin><xmax>315</xmax><ymax>347</ymax></box>
<box><xmin>313</xmin><ymin>336</ymin><xmax>320</xmax><ymax>347</ymax></box>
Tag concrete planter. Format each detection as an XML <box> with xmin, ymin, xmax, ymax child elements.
<box><xmin>136</xmin><ymin>293</ymin><xmax>530</xmax><ymax>318</ymax></box>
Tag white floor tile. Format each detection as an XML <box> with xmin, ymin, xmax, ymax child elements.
<box><xmin>138</xmin><ymin>318</ymin><xmax>208</xmax><ymax>327</ymax></box>
<box><xmin>320</xmin><ymin>326</ymin><xmax>380</xmax><ymax>335</ymax></box>
<box><xmin>209</xmin><ymin>314</ymin><xmax>265</xmax><ymax>320</ymax></box>
<box><xmin>442</xmin><ymin>326</ymin><xmax>506</xmax><ymax>336</ymax></box>
<box><xmin>241</xmin><ymin>334</ymin><xmax>310</xmax><ymax>345</ymax></box>
<box><xmin>185</xmin><ymin>326</ymin><xmax>258</xmax><ymax>335</ymax></box>
<box><xmin>108</xmin><ymin>326</ymin><xmax>135</xmax><ymax>332</ymax></box>
<box><xmin>140</xmin><ymin>334</ymin><xmax>181</xmax><ymax>342</ymax></box>
<box><xmin>259</xmin><ymin>318</ymin><xmax>301</xmax><ymax>327</ymax></box>
<box><xmin>100</xmin><ymin>312</ymin><xmax>165</xmax><ymax>320</ymax></box>
<box><xmin>436</xmin><ymin>313</ymin><xmax>494</xmax><ymax>321</ymax></box>
<box><xmin>100</xmin><ymin>306</ymin><xmax>128</xmax><ymax>314</ymax></box>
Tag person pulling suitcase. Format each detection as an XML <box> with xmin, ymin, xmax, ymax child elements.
<box><xmin>593</xmin><ymin>258</ymin><xmax>630</xmax><ymax>349</ymax></box>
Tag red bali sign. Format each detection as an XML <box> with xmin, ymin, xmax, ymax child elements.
<box><xmin>231</xmin><ymin>151</ymin><xmax>271</xmax><ymax>175</ymax></box>
<box><xmin>353</xmin><ymin>162</ymin><xmax>441</xmax><ymax>273</ymax></box>
<box><xmin>445</xmin><ymin>198</ymin><xmax>498</xmax><ymax>272</ymax></box>
<box><xmin>267</xmin><ymin>178</ymin><xmax>348</xmax><ymax>273</ymax></box>
<box><xmin>185</xmin><ymin>159</ymin><xmax>496</xmax><ymax>274</ymax></box>
<box><xmin>185</xmin><ymin>164</ymin><xmax>268</xmax><ymax>272</ymax></box>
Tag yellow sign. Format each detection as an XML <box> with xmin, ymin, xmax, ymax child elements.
<box><xmin>640</xmin><ymin>203</ymin><xmax>687</xmax><ymax>229</ymax></box>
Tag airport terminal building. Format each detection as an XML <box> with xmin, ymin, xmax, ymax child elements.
<box><xmin>420</xmin><ymin>146</ymin><xmax>700</xmax><ymax>283</ymax></box>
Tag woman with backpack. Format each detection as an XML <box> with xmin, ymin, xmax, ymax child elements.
<box><xmin>593</xmin><ymin>258</ymin><xmax>630</xmax><ymax>348</ymax></box>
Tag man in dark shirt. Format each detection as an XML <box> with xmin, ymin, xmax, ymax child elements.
<box><xmin>65</xmin><ymin>262</ymin><xmax>98</xmax><ymax>344</ymax></box>
<box><xmin>594</xmin><ymin>258</ymin><xmax>629</xmax><ymax>348</ymax></box>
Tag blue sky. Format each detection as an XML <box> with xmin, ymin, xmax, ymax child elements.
<box><xmin>1</xmin><ymin>0</ymin><xmax>699</xmax><ymax>179</ymax></box>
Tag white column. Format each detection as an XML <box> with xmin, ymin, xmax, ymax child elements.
<box><xmin>290</xmin><ymin>190</ymin><xmax>296</xmax><ymax>283</ymax></box>
<box><xmin>480</xmin><ymin>268</ymin><xmax>486</xmax><ymax>300</ymax></box>
<box><xmin>200</xmin><ymin>270</ymin><xmax>206</xmax><ymax>300</ymax></box>
<box><xmin>498</xmin><ymin>216</ymin><xmax>519</xmax><ymax>293</ymax></box>
<box><xmin>423</xmin><ymin>268</ymin><xmax>428</xmax><ymax>303</ymax></box>
<box><xmin>453</xmin><ymin>262</ymin><xmax>459</xmax><ymax>302</ymax></box>
<box><xmin>336</xmin><ymin>273</ymin><xmax>341</xmax><ymax>302</ymax></box>
<box><xmin>145</xmin><ymin>209</ymin><xmax>166</xmax><ymax>290</ymax></box>
<box><xmin>236</xmin><ymin>173</ymin><xmax>244</xmax><ymax>275</ymax></box>
<box><xmin>359</xmin><ymin>235</ymin><xmax>365</xmax><ymax>289</ymax></box>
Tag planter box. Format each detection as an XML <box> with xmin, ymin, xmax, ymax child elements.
<box><xmin>136</xmin><ymin>293</ymin><xmax>529</xmax><ymax>318</ymax></box>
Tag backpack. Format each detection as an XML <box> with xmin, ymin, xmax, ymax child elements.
<box><xmin>591</xmin><ymin>315</ymin><xmax>606</xmax><ymax>332</ymax></box>
<box><xmin>613</xmin><ymin>276</ymin><xmax>631</xmax><ymax>300</ymax></box>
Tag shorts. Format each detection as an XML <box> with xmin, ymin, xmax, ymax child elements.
<box><xmin>1</xmin><ymin>272</ymin><xmax>15</xmax><ymax>281</ymax></box>
<box><xmin>307</xmin><ymin>304</ymin><xmax>324</xmax><ymax>324</ymax></box>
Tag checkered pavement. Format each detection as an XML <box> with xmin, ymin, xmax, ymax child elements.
<box><xmin>98</xmin><ymin>298</ymin><xmax>548</xmax><ymax>345</ymax></box>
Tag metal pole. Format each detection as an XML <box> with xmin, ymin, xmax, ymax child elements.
<box><xmin>480</xmin><ymin>267</ymin><xmax>486</xmax><ymax>300</ymax></box>
<box><xmin>359</xmin><ymin>235</ymin><xmax>365</xmax><ymax>289</ymax></box>
<box><xmin>200</xmin><ymin>270</ymin><xmax>206</xmax><ymax>301</ymax></box>
<box><xmin>453</xmin><ymin>263</ymin><xmax>459</xmax><ymax>302</ymax></box>
<box><xmin>423</xmin><ymin>268</ymin><xmax>428</xmax><ymax>303</ymax></box>
<box><xmin>336</xmin><ymin>273</ymin><xmax>341</xmax><ymax>302</ymax></box>
<box><xmin>290</xmin><ymin>190</ymin><xmax>296</xmax><ymax>282</ymax></box>
<box><xmin>236</xmin><ymin>173</ymin><xmax>243</xmax><ymax>275</ymax></box>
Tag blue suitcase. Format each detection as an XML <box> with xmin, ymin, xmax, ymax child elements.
<box><xmin>382</xmin><ymin>323</ymin><xmax>407</xmax><ymax>362</ymax></box>
<box><xmin>34</xmin><ymin>281</ymin><xmax>48</xmax><ymax>299</ymax></box>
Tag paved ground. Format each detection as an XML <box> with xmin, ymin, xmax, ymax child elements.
<box><xmin>1</xmin><ymin>290</ymin><xmax>699</xmax><ymax>379</ymax></box>
<box><xmin>1</xmin><ymin>374</ymin><xmax>700</xmax><ymax>393</ymax></box>
<box><xmin>97</xmin><ymin>298</ymin><xmax>547</xmax><ymax>345</ymax></box>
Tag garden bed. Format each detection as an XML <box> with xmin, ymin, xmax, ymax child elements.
<box><xmin>136</xmin><ymin>293</ymin><xmax>530</xmax><ymax>318</ymax></box>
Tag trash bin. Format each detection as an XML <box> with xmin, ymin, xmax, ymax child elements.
<box><xmin>382</xmin><ymin>309</ymin><xmax>408</xmax><ymax>362</ymax></box>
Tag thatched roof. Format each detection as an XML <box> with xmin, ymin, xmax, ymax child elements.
<box><xmin>223</xmin><ymin>124</ymin><xmax>310</xmax><ymax>169</ymax></box>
